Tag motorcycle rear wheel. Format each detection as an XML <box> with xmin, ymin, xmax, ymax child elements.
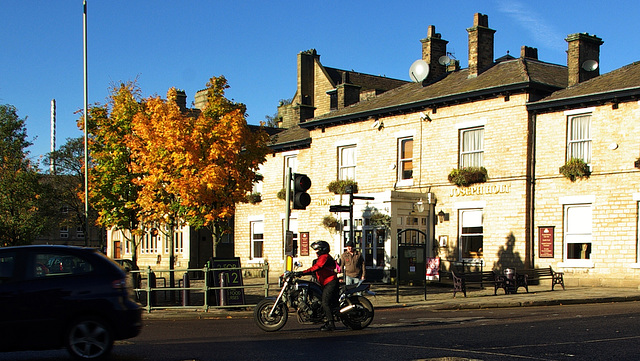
<box><xmin>340</xmin><ymin>295</ymin><xmax>374</xmax><ymax>330</ymax></box>
<box><xmin>254</xmin><ymin>299</ymin><xmax>288</xmax><ymax>332</ymax></box>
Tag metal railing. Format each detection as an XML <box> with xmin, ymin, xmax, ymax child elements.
<box><xmin>130</xmin><ymin>262</ymin><xmax>270</xmax><ymax>313</ymax></box>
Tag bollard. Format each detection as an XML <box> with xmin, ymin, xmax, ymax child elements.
<box><xmin>182</xmin><ymin>272</ymin><xmax>190</xmax><ymax>306</ymax></box>
<box><xmin>149</xmin><ymin>271</ymin><xmax>157</xmax><ymax>306</ymax></box>
<box><xmin>219</xmin><ymin>273</ymin><xmax>226</xmax><ymax>306</ymax></box>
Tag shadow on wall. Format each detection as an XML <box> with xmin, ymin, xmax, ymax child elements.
<box><xmin>495</xmin><ymin>232</ymin><xmax>525</xmax><ymax>271</ymax></box>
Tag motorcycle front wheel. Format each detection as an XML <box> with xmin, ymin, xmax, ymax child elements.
<box><xmin>254</xmin><ymin>299</ymin><xmax>289</xmax><ymax>332</ymax></box>
<box><xmin>340</xmin><ymin>295</ymin><xmax>374</xmax><ymax>330</ymax></box>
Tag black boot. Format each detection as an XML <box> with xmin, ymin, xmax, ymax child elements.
<box><xmin>320</xmin><ymin>321</ymin><xmax>335</xmax><ymax>331</ymax></box>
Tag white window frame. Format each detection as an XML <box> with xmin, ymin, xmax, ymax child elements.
<box><xmin>559</xmin><ymin>196</ymin><xmax>594</xmax><ymax>268</ymax></box>
<box><xmin>338</xmin><ymin>145</ymin><xmax>357</xmax><ymax>181</ymax></box>
<box><xmin>632</xmin><ymin>193</ymin><xmax>640</xmax><ymax>268</ymax></box>
<box><xmin>459</xmin><ymin>126</ymin><xmax>484</xmax><ymax>168</ymax></box>
<box><xmin>459</xmin><ymin>208</ymin><xmax>484</xmax><ymax>260</ymax></box>
<box><xmin>283</xmin><ymin>153</ymin><xmax>298</xmax><ymax>187</ymax></box>
<box><xmin>250</xmin><ymin>220</ymin><xmax>264</xmax><ymax>261</ymax></box>
<box><xmin>567</xmin><ymin>111</ymin><xmax>592</xmax><ymax>165</ymax></box>
<box><xmin>397</xmin><ymin>136</ymin><xmax>413</xmax><ymax>186</ymax></box>
<box><xmin>60</xmin><ymin>226</ymin><xmax>69</xmax><ymax>239</ymax></box>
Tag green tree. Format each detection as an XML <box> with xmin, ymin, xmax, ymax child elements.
<box><xmin>0</xmin><ymin>104</ymin><xmax>56</xmax><ymax>246</ymax></box>
<box><xmin>85</xmin><ymin>83</ymin><xmax>145</xmax><ymax>264</ymax></box>
<box><xmin>44</xmin><ymin>137</ymin><xmax>98</xmax><ymax>248</ymax></box>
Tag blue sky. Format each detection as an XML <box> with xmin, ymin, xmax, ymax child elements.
<box><xmin>2</xmin><ymin>0</ymin><xmax>639</xmax><ymax>164</ymax></box>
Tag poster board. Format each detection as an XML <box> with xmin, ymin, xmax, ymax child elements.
<box><xmin>210</xmin><ymin>257</ymin><xmax>245</xmax><ymax>305</ymax></box>
<box><xmin>538</xmin><ymin>226</ymin><xmax>555</xmax><ymax>258</ymax></box>
<box><xmin>426</xmin><ymin>257</ymin><xmax>440</xmax><ymax>281</ymax></box>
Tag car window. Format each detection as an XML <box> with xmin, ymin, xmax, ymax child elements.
<box><xmin>0</xmin><ymin>252</ymin><xmax>16</xmax><ymax>283</ymax></box>
<box><xmin>32</xmin><ymin>253</ymin><xmax>93</xmax><ymax>278</ymax></box>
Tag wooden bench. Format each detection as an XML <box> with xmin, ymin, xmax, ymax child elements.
<box><xmin>516</xmin><ymin>266</ymin><xmax>565</xmax><ymax>292</ymax></box>
<box><xmin>451</xmin><ymin>270</ymin><xmax>510</xmax><ymax>297</ymax></box>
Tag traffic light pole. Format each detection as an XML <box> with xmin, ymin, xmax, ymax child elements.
<box><xmin>284</xmin><ymin>168</ymin><xmax>292</xmax><ymax>273</ymax></box>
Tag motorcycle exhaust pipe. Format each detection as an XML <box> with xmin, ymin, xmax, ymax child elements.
<box><xmin>339</xmin><ymin>305</ymin><xmax>356</xmax><ymax>314</ymax></box>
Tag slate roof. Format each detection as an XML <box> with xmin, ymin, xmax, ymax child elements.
<box><xmin>267</xmin><ymin>125</ymin><xmax>310</xmax><ymax>152</ymax></box>
<box><xmin>301</xmin><ymin>58</ymin><xmax>568</xmax><ymax>129</ymax></box>
<box><xmin>323</xmin><ymin>67</ymin><xmax>409</xmax><ymax>92</ymax></box>
<box><xmin>529</xmin><ymin>61</ymin><xmax>640</xmax><ymax>112</ymax></box>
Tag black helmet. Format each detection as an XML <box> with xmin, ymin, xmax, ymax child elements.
<box><xmin>311</xmin><ymin>241</ymin><xmax>330</xmax><ymax>255</ymax></box>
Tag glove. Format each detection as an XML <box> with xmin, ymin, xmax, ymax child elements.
<box><xmin>292</xmin><ymin>271</ymin><xmax>304</xmax><ymax>277</ymax></box>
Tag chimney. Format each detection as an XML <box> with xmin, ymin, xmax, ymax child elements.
<box><xmin>566</xmin><ymin>33</ymin><xmax>603</xmax><ymax>87</ymax></box>
<box><xmin>295</xmin><ymin>49</ymin><xmax>318</xmax><ymax>122</ymax></box>
<box><xmin>336</xmin><ymin>72</ymin><xmax>361</xmax><ymax>109</ymax></box>
<box><xmin>520</xmin><ymin>46</ymin><xmax>538</xmax><ymax>60</ymax></box>
<box><xmin>467</xmin><ymin>13</ymin><xmax>495</xmax><ymax>78</ymax></box>
<box><xmin>175</xmin><ymin>90</ymin><xmax>187</xmax><ymax>112</ymax></box>
<box><xmin>421</xmin><ymin>25</ymin><xmax>449</xmax><ymax>82</ymax></box>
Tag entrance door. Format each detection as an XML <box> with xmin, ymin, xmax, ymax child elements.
<box><xmin>113</xmin><ymin>241</ymin><xmax>121</xmax><ymax>259</ymax></box>
<box><xmin>363</xmin><ymin>227</ymin><xmax>386</xmax><ymax>268</ymax></box>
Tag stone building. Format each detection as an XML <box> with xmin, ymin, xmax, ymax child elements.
<box><xmin>234</xmin><ymin>13</ymin><xmax>640</xmax><ymax>287</ymax></box>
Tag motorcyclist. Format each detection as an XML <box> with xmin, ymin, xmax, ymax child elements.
<box><xmin>295</xmin><ymin>240</ymin><xmax>338</xmax><ymax>331</ymax></box>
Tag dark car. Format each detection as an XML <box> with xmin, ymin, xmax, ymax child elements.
<box><xmin>0</xmin><ymin>245</ymin><xmax>142</xmax><ymax>360</ymax></box>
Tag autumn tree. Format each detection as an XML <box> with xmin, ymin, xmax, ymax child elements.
<box><xmin>0</xmin><ymin>104</ymin><xmax>56</xmax><ymax>246</ymax></box>
<box><xmin>128</xmin><ymin>76</ymin><xmax>270</xmax><ymax>259</ymax></box>
<box><xmin>85</xmin><ymin>83</ymin><xmax>145</xmax><ymax>264</ymax></box>
<box><xmin>184</xmin><ymin>77</ymin><xmax>270</xmax><ymax>250</ymax></box>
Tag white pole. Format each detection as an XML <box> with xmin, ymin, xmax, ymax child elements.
<box><xmin>83</xmin><ymin>0</ymin><xmax>89</xmax><ymax>246</ymax></box>
<box><xmin>50</xmin><ymin>99</ymin><xmax>56</xmax><ymax>174</ymax></box>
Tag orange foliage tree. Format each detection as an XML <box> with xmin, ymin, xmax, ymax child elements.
<box><xmin>128</xmin><ymin>76</ymin><xmax>270</xmax><ymax>258</ymax></box>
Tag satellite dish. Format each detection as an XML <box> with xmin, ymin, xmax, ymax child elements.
<box><xmin>409</xmin><ymin>60</ymin><xmax>429</xmax><ymax>82</ymax></box>
<box><xmin>582</xmin><ymin>59</ymin><xmax>599</xmax><ymax>72</ymax></box>
<box><xmin>438</xmin><ymin>55</ymin><xmax>451</xmax><ymax>66</ymax></box>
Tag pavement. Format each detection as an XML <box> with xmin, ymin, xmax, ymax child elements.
<box><xmin>141</xmin><ymin>281</ymin><xmax>640</xmax><ymax>319</ymax></box>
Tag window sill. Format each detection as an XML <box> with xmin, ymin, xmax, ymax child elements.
<box><xmin>558</xmin><ymin>261</ymin><xmax>594</xmax><ymax>268</ymax></box>
<box><xmin>630</xmin><ymin>263</ymin><xmax>640</xmax><ymax>269</ymax></box>
<box><xmin>396</xmin><ymin>179</ymin><xmax>413</xmax><ymax>188</ymax></box>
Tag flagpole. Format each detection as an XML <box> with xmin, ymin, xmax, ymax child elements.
<box><xmin>83</xmin><ymin>0</ymin><xmax>90</xmax><ymax>247</ymax></box>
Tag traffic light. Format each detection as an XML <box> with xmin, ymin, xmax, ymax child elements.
<box><xmin>292</xmin><ymin>173</ymin><xmax>311</xmax><ymax>209</ymax></box>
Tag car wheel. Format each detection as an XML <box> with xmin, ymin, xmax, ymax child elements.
<box><xmin>66</xmin><ymin>316</ymin><xmax>114</xmax><ymax>360</ymax></box>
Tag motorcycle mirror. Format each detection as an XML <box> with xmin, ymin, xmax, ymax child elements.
<box><xmin>294</xmin><ymin>261</ymin><xmax>303</xmax><ymax>268</ymax></box>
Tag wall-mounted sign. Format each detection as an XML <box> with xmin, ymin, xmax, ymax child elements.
<box><xmin>538</xmin><ymin>226</ymin><xmax>555</xmax><ymax>258</ymax></box>
<box><xmin>300</xmin><ymin>232</ymin><xmax>309</xmax><ymax>256</ymax></box>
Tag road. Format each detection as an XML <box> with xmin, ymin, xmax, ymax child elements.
<box><xmin>3</xmin><ymin>302</ymin><xmax>640</xmax><ymax>360</ymax></box>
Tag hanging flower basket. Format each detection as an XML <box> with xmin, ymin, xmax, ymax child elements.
<box><xmin>327</xmin><ymin>179</ymin><xmax>358</xmax><ymax>194</ymax></box>
<box><xmin>559</xmin><ymin>158</ymin><xmax>591</xmax><ymax>182</ymax></box>
<box><xmin>447</xmin><ymin>167</ymin><xmax>488</xmax><ymax>187</ymax></box>
<box><xmin>322</xmin><ymin>215</ymin><xmax>341</xmax><ymax>233</ymax></box>
<box><xmin>246</xmin><ymin>192</ymin><xmax>262</xmax><ymax>204</ymax></box>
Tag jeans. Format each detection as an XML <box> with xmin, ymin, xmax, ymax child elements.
<box><xmin>344</xmin><ymin>275</ymin><xmax>361</xmax><ymax>286</ymax></box>
<box><xmin>322</xmin><ymin>279</ymin><xmax>339</xmax><ymax>325</ymax></box>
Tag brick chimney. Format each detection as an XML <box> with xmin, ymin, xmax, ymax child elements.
<box><xmin>521</xmin><ymin>46</ymin><xmax>538</xmax><ymax>60</ymax></box>
<box><xmin>175</xmin><ymin>90</ymin><xmax>187</xmax><ymax>112</ymax></box>
<box><xmin>336</xmin><ymin>72</ymin><xmax>361</xmax><ymax>109</ymax></box>
<box><xmin>566</xmin><ymin>33</ymin><xmax>603</xmax><ymax>87</ymax></box>
<box><xmin>421</xmin><ymin>25</ymin><xmax>449</xmax><ymax>82</ymax></box>
<box><xmin>467</xmin><ymin>13</ymin><xmax>495</xmax><ymax>78</ymax></box>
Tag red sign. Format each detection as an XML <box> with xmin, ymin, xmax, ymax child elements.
<box><xmin>300</xmin><ymin>232</ymin><xmax>309</xmax><ymax>256</ymax></box>
<box><xmin>539</xmin><ymin>226</ymin><xmax>555</xmax><ymax>258</ymax></box>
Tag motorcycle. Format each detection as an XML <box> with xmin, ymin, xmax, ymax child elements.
<box><xmin>253</xmin><ymin>264</ymin><xmax>375</xmax><ymax>332</ymax></box>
